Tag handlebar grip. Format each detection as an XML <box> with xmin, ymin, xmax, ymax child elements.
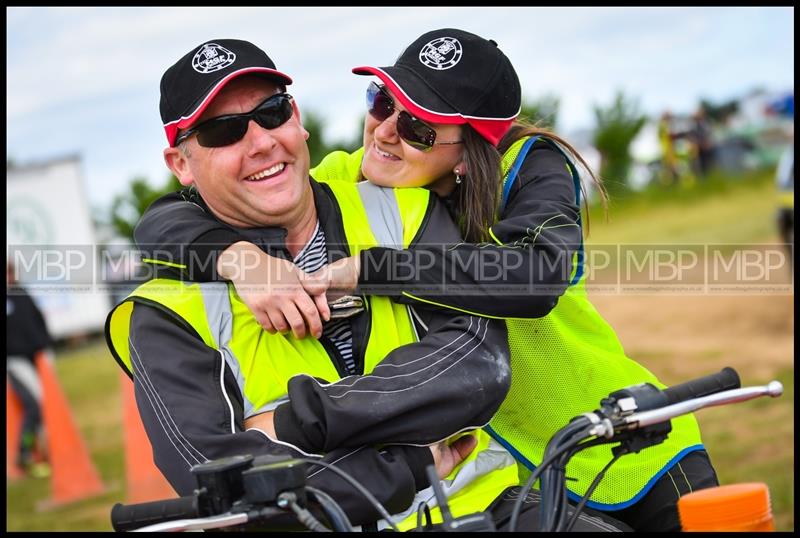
<box><xmin>662</xmin><ymin>367</ymin><xmax>741</xmax><ymax>406</ymax></box>
<box><xmin>111</xmin><ymin>495</ymin><xmax>200</xmax><ymax>532</ymax></box>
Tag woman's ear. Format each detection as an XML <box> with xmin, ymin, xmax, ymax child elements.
<box><xmin>164</xmin><ymin>146</ymin><xmax>195</xmax><ymax>186</ymax></box>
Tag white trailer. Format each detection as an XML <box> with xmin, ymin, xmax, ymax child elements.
<box><xmin>7</xmin><ymin>155</ymin><xmax>111</xmax><ymax>340</ymax></box>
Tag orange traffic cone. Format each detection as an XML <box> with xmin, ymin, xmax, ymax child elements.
<box><xmin>679</xmin><ymin>483</ymin><xmax>776</xmax><ymax>532</ymax></box>
<box><xmin>35</xmin><ymin>351</ymin><xmax>106</xmax><ymax>507</ymax></box>
<box><xmin>6</xmin><ymin>381</ymin><xmax>26</xmax><ymax>480</ymax></box>
<box><xmin>120</xmin><ymin>371</ymin><xmax>176</xmax><ymax>503</ymax></box>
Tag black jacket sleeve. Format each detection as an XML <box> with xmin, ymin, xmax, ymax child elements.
<box><xmin>274</xmin><ymin>310</ymin><xmax>510</xmax><ymax>453</ymax></box>
<box><xmin>359</xmin><ymin>140</ymin><xmax>582</xmax><ymax>318</ymax></box>
<box><xmin>134</xmin><ymin>190</ymin><xmax>246</xmax><ymax>281</ymax></box>
<box><xmin>128</xmin><ymin>303</ymin><xmax>431</xmax><ymax>525</ymax></box>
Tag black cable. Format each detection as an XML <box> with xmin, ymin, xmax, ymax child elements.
<box><xmin>562</xmin><ymin>449</ymin><xmax>625</xmax><ymax>532</ymax></box>
<box><xmin>555</xmin><ymin>458</ymin><xmax>573</xmax><ymax>532</ymax></box>
<box><xmin>306</xmin><ymin>486</ymin><xmax>355</xmax><ymax>532</ymax></box>
<box><xmin>415</xmin><ymin>501</ymin><xmax>432</xmax><ymax>531</ymax></box>
<box><xmin>507</xmin><ymin>420</ymin><xmax>592</xmax><ymax>532</ymax></box>
<box><xmin>540</xmin><ymin>464</ymin><xmax>559</xmax><ymax>531</ymax></box>
<box><xmin>508</xmin><ymin>441</ymin><xmax>573</xmax><ymax>532</ymax></box>
<box><xmin>543</xmin><ymin>457</ymin><xmax>562</xmax><ymax>526</ymax></box>
<box><xmin>542</xmin><ymin>446</ymin><xmax>576</xmax><ymax>532</ymax></box>
<box><xmin>536</xmin><ymin>423</ymin><xmax>596</xmax><ymax>532</ymax></box>
<box><xmin>545</xmin><ymin>436</ymin><xmax>613</xmax><ymax>532</ymax></box>
<box><xmin>298</xmin><ymin>457</ymin><xmax>400</xmax><ymax>532</ymax></box>
<box><xmin>278</xmin><ymin>491</ymin><xmax>330</xmax><ymax>532</ymax></box>
<box><xmin>425</xmin><ymin>464</ymin><xmax>454</xmax><ymax>523</ymax></box>
<box><xmin>539</xmin><ymin>436</ymin><xmax>612</xmax><ymax>532</ymax></box>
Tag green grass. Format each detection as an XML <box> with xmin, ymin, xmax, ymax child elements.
<box><xmin>7</xmin><ymin>341</ymin><xmax>125</xmax><ymax>531</ymax></box>
<box><xmin>6</xmin><ymin>168</ymin><xmax>793</xmax><ymax>531</ymax></box>
<box><xmin>586</xmin><ymin>168</ymin><xmax>779</xmax><ymax>245</ymax></box>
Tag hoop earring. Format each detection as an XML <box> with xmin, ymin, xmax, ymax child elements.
<box><xmin>455</xmin><ymin>174</ymin><xmax>464</xmax><ymax>185</ymax></box>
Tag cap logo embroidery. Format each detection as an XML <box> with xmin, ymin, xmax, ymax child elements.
<box><xmin>418</xmin><ymin>37</ymin><xmax>462</xmax><ymax>71</ymax></box>
<box><xmin>192</xmin><ymin>43</ymin><xmax>237</xmax><ymax>74</ymax></box>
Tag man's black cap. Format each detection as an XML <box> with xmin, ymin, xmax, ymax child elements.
<box><xmin>353</xmin><ymin>28</ymin><xmax>521</xmax><ymax>146</ymax></box>
<box><xmin>160</xmin><ymin>38</ymin><xmax>293</xmax><ymax>146</ymax></box>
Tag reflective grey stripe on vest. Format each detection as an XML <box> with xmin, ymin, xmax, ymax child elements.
<box><xmin>197</xmin><ymin>282</ymin><xmax>257</xmax><ymax>417</ymax></box>
<box><xmin>357</xmin><ymin>182</ymin><xmax>404</xmax><ymax>249</ymax></box>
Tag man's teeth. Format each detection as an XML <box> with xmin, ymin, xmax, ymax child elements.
<box><xmin>246</xmin><ymin>163</ymin><xmax>285</xmax><ymax>181</ymax></box>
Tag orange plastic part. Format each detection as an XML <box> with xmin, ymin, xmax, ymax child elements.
<box><xmin>678</xmin><ymin>483</ymin><xmax>775</xmax><ymax>532</ymax></box>
<box><xmin>120</xmin><ymin>371</ymin><xmax>176</xmax><ymax>503</ymax></box>
<box><xmin>35</xmin><ymin>352</ymin><xmax>106</xmax><ymax>506</ymax></box>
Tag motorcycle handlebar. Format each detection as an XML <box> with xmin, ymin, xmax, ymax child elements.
<box><xmin>625</xmin><ymin>381</ymin><xmax>783</xmax><ymax>429</ymax></box>
<box><xmin>111</xmin><ymin>495</ymin><xmax>200</xmax><ymax>532</ymax></box>
<box><xmin>662</xmin><ymin>367</ymin><xmax>741</xmax><ymax>406</ymax></box>
<box><xmin>112</xmin><ymin>368</ymin><xmax>781</xmax><ymax>533</ymax></box>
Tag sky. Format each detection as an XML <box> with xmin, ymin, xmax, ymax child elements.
<box><xmin>6</xmin><ymin>6</ymin><xmax>794</xmax><ymax>216</ymax></box>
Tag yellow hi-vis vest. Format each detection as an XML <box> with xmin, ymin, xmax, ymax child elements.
<box><xmin>313</xmin><ymin>142</ymin><xmax>706</xmax><ymax>511</ymax></box>
<box><xmin>105</xmin><ymin>180</ymin><xmax>517</xmax><ymax>530</ymax></box>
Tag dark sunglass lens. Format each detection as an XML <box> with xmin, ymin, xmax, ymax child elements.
<box><xmin>367</xmin><ymin>84</ymin><xmax>394</xmax><ymax>121</ymax></box>
<box><xmin>196</xmin><ymin>118</ymin><xmax>248</xmax><ymax>147</ymax></box>
<box><xmin>397</xmin><ymin>111</ymin><xmax>436</xmax><ymax>151</ymax></box>
<box><xmin>254</xmin><ymin>96</ymin><xmax>293</xmax><ymax>129</ymax></box>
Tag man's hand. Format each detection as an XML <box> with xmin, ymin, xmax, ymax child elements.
<box><xmin>301</xmin><ymin>255</ymin><xmax>360</xmax><ymax>300</ymax></box>
<box><xmin>429</xmin><ymin>435</ymin><xmax>478</xmax><ymax>480</ymax></box>
<box><xmin>244</xmin><ymin>410</ymin><xmax>276</xmax><ymax>438</ymax></box>
<box><xmin>217</xmin><ymin>242</ymin><xmax>330</xmax><ymax>339</ymax></box>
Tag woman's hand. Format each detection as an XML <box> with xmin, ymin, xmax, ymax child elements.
<box><xmin>244</xmin><ymin>411</ymin><xmax>276</xmax><ymax>438</ymax></box>
<box><xmin>217</xmin><ymin>242</ymin><xmax>330</xmax><ymax>339</ymax></box>
<box><xmin>429</xmin><ymin>434</ymin><xmax>478</xmax><ymax>480</ymax></box>
<box><xmin>301</xmin><ymin>255</ymin><xmax>361</xmax><ymax>300</ymax></box>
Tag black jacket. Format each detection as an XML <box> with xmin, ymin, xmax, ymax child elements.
<box><xmin>7</xmin><ymin>286</ymin><xmax>52</xmax><ymax>361</ymax></box>
<box><xmin>124</xmin><ymin>179</ymin><xmax>510</xmax><ymax>524</ymax></box>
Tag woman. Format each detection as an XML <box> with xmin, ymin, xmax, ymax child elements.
<box><xmin>135</xmin><ymin>28</ymin><xmax>718</xmax><ymax>531</ymax></box>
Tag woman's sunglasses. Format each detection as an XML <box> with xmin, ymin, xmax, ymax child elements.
<box><xmin>175</xmin><ymin>93</ymin><xmax>294</xmax><ymax>148</ymax></box>
<box><xmin>366</xmin><ymin>82</ymin><xmax>462</xmax><ymax>152</ymax></box>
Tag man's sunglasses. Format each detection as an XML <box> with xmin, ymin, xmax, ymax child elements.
<box><xmin>175</xmin><ymin>93</ymin><xmax>294</xmax><ymax>148</ymax></box>
<box><xmin>366</xmin><ymin>82</ymin><xmax>462</xmax><ymax>152</ymax></box>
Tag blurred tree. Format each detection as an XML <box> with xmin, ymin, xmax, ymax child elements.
<box><xmin>699</xmin><ymin>97</ymin><xmax>739</xmax><ymax>125</ymax></box>
<box><xmin>338</xmin><ymin>117</ymin><xmax>364</xmax><ymax>156</ymax></box>
<box><xmin>109</xmin><ymin>174</ymin><xmax>182</xmax><ymax>241</ymax></box>
<box><xmin>519</xmin><ymin>94</ymin><xmax>560</xmax><ymax>129</ymax></box>
<box><xmin>304</xmin><ymin>109</ymin><xmax>330</xmax><ymax>168</ymax></box>
<box><xmin>592</xmin><ymin>90</ymin><xmax>647</xmax><ymax>194</ymax></box>
<box><xmin>304</xmin><ymin>109</ymin><xmax>363</xmax><ymax>169</ymax></box>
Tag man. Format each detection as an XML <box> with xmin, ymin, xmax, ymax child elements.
<box><xmin>105</xmin><ymin>38</ymin><xmax>514</xmax><ymax>528</ymax></box>
<box><xmin>775</xmin><ymin>146</ymin><xmax>793</xmax><ymax>267</ymax></box>
<box><xmin>7</xmin><ymin>261</ymin><xmax>52</xmax><ymax>478</ymax></box>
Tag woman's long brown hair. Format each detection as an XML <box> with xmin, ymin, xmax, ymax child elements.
<box><xmin>455</xmin><ymin>126</ymin><xmax>502</xmax><ymax>242</ymax></box>
<box><xmin>455</xmin><ymin>121</ymin><xmax>608</xmax><ymax>242</ymax></box>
